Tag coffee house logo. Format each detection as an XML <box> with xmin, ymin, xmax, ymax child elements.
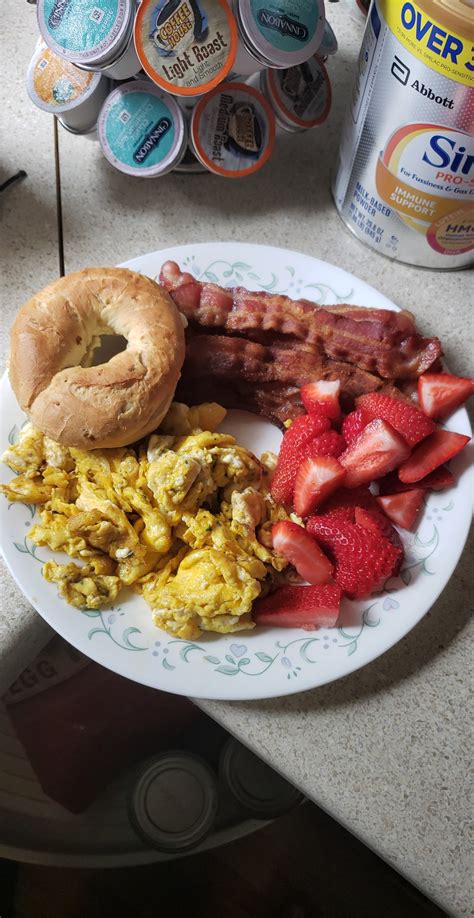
<box><xmin>48</xmin><ymin>0</ymin><xmax>72</xmax><ymax>29</ymax></box>
<box><xmin>257</xmin><ymin>9</ymin><xmax>308</xmax><ymax>42</ymax></box>
<box><xmin>133</xmin><ymin>117</ymin><xmax>172</xmax><ymax>163</ymax></box>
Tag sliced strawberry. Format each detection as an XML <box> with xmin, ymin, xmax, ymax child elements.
<box><xmin>377</xmin><ymin>490</ymin><xmax>425</xmax><ymax>531</ymax></box>
<box><xmin>354</xmin><ymin>507</ymin><xmax>404</xmax><ymax>555</ymax></box>
<box><xmin>301</xmin><ymin>380</ymin><xmax>341</xmax><ymax>420</ymax></box>
<box><xmin>307</xmin><ymin>507</ymin><xmax>356</xmax><ymax>544</ymax></box>
<box><xmin>357</xmin><ymin>392</ymin><xmax>435</xmax><ymax>447</ymax></box>
<box><xmin>309</xmin><ymin>430</ymin><xmax>346</xmax><ymax>459</ymax></box>
<box><xmin>271</xmin><ymin>413</ymin><xmax>331</xmax><ymax>503</ymax></box>
<box><xmin>398</xmin><ymin>430</ymin><xmax>470</xmax><ymax>484</ymax></box>
<box><xmin>293</xmin><ymin>456</ymin><xmax>346</xmax><ymax>517</ymax></box>
<box><xmin>378</xmin><ymin>465</ymin><xmax>454</xmax><ymax>495</ymax></box>
<box><xmin>418</xmin><ymin>373</ymin><xmax>474</xmax><ymax>419</ymax></box>
<box><xmin>253</xmin><ymin>583</ymin><xmax>342</xmax><ymax>630</ymax></box>
<box><xmin>341</xmin><ymin>408</ymin><xmax>371</xmax><ymax>445</ymax></box>
<box><xmin>309</xmin><ymin>517</ymin><xmax>402</xmax><ymax>599</ymax></box>
<box><xmin>322</xmin><ymin>485</ymin><xmax>380</xmax><ymax>515</ymax></box>
<box><xmin>272</xmin><ymin>520</ymin><xmax>333</xmax><ymax>585</ymax></box>
<box><xmin>339</xmin><ymin>419</ymin><xmax>411</xmax><ymax>488</ymax></box>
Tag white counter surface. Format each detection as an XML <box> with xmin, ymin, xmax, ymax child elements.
<box><xmin>0</xmin><ymin>2</ymin><xmax>472</xmax><ymax>914</ymax></box>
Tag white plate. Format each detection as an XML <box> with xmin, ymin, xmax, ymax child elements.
<box><xmin>1</xmin><ymin>243</ymin><xmax>472</xmax><ymax>700</ymax></box>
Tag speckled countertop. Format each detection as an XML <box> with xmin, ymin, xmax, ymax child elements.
<box><xmin>0</xmin><ymin>1</ymin><xmax>472</xmax><ymax>914</ymax></box>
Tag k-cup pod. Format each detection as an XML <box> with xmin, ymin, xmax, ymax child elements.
<box><xmin>190</xmin><ymin>80</ymin><xmax>275</xmax><ymax>177</ymax></box>
<box><xmin>260</xmin><ymin>55</ymin><xmax>331</xmax><ymax>133</ymax></box>
<box><xmin>235</xmin><ymin>0</ymin><xmax>325</xmax><ymax>70</ymax></box>
<box><xmin>134</xmin><ymin>0</ymin><xmax>238</xmax><ymax>97</ymax></box>
<box><xmin>57</xmin><ymin>118</ymin><xmax>99</xmax><ymax>139</ymax></box>
<box><xmin>318</xmin><ymin>19</ymin><xmax>337</xmax><ymax>58</ymax></box>
<box><xmin>37</xmin><ymin>0</ymin><xmax>136</xmax><ymax>70</ymax></box>
<box><xmin>98</xmin><ymin>79</ymin><xmax>187</xmax><ymax>177</ymax></box>
<box><xmin>27</xmin><ymin>45</ymin><xmax>110</xmax><ymax>132</ymax></box>
<box><xmin>219</xmin><ymin>738</ymin><xmax>304</xmax><ymax>819</ymax></box>
<box><xmin>79</xmin><ymin>17</ymin><xmax>142</xmax><ymax>79</ymax></box>
<box><xmin>129</xmin><ymin>752</ymin><xmax>219</xmax><ymax>852</ymax></box>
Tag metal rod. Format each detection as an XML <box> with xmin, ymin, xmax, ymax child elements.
<box><xmin>53</xmin><ymin>117</ymin><xmax>65</xmax><ymax>277</ymax></box>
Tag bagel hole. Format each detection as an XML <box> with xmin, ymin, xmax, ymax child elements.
<box><xmin>89</xmin><ymin>334</ymin><xmax>128</xmax><ymax>366</ymax></box>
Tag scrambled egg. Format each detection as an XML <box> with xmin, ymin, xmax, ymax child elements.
<box><xmin>1</xmin><ymin>403</ymin><xmax>291</xmax><ymax>639</ymax></box>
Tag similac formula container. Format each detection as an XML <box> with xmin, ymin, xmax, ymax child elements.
<box><xmin>134</xmin><ymin>0</ymin><xmax>238</xmax><ymax>98</ymax></box>
<box><xmin>260</xmin><ymin>55</ymin><xmax>332</xmax><ymax>133</ymax></box>
<box><xmin>189</xmin><ymin>80</ymin><xmax>276</xmax><ymax>176</ymax></box>
<box><xmin>333</xmin><ymin>0</ymin><xmax>474</xmax><ymax>269</ymax></box>
<box><xmin>37</xmin><ymin>0</ymin><xmax>138</xmax><ymax>73</ymax></box>
<box><xmin>232</xmin><ymin>0</ymin><xmax>326</xmax><ymax>76</ymax></box>
<box><xmin>98</xmin><ymin>80</ymin><xmax>188</xmax><ymax>177</ymax></box>
<box><xmin>27</xmin><ymin>45</ymin><xmax>110</xmax><ymax>132</ymax></box>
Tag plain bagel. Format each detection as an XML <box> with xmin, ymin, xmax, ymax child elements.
<box><xmin>9</xmin><ymin>267</ymin><xmax>186</xmax><ymax>449</ymax></box>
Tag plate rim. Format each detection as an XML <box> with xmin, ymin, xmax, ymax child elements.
<box><xmin>1</xmin><ymin>242</ymin><xmax>472</xmax><ymax>701</ymax></box>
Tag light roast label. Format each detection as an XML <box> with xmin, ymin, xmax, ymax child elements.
<box><xmin>102</xmin><ymin>88</ymin><xmax>177</xmax><ymax>173</ymax></box>
<box><xmin>135</xmin><ymin>0</ymin><xmax>235</xmax><ymax>94</ymax></box>
<box><xmin>33</xmin><ymin>48</ymin><xmax>94</xmax><ymax>106</ymax></box>
<box><xmin>40</xmin><ymin>0</ymin><xmax>127</xmax><ymax>59</ymax></box>
<box><xmin>192</xmin><ymin>84</ymin><xmax>274</xmax><ymax>175</ymax></box>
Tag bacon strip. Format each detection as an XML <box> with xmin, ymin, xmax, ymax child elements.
<box><xmin>160</xmin><ymin>261</ymin><xmax>442</xmax><ymax>379</ymax></box>
<box><xmin>176</xmin><ymin>334</ymin><xmax>409</xmax><ymax>427</ymax></box>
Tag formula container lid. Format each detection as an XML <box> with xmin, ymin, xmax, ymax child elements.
<box><xmin>263</xmin><ymin>55</ymin><xmax>332</xmax><ymax>131</ymax></box>
<box><xmin>37</xmin><ymin>0</ymin><xmax>134</xmax><ymax>67</ymax></box>
<box><xmin>219</xmin><ymin>738</ymin><xmax>304</xmax><ymax>818</ymax></box>
<box><xmin>237</xmin><ymin>0</ymin><xmax>325</xmax><ymax>68</ymax></box>
<box><xmin>129</xmin><ymin>752</ymin><xmax>219</xmax><ymax>851</ymax></box>
<box><xmin>134</xmin><ymin>0</ymin><xmax>238</xmax><ymax>97</ymax></box>
<box><xmin>98</xmin><ymin>79</ymin><xmax>187</xmax><ymax>177</ymax></box>
<box><xmin>416</xmin><ymin>0</ymin><xmax>474</xmax><ymax>41</ymax></box>
<box><xmin>190</xmin><ymin>80</ymin><xmax>275</xmax><ymax>177</ymax></box>
<box><xmin>27</xmin><ymin>45</ymin><xmax>102</xmax><ymax>114</ymax></box>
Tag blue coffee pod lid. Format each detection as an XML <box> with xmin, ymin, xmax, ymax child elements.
<box><xmin>98</xmin><ymin>80</ymin><xmax>187</xmax><ymax>177</ymax></box>
<box><xmin>37</xmin><ymin>0</ymin><xmax>133</xmax><ymax>67</ymax></box>
<box><xmin>237</xmin><ymin>0</ymin><xmax>326</xmax><ymax>69</ymax></box>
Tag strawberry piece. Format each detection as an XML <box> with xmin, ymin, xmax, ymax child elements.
<box><xmin>377</xmin><ymin>490</ymin><xmax>425</xmax><ymax>531</ymax></box>
<box><xmin>309</xmin><ymin>430</ymin><xmax>346</xmax><ymax>459</ymax></box>
<box><xmin>307</xmin><ymin>507</ymin><xmax>356</xmax><ymax>543</ymax></box>
<box><xmin>339</xmin><ymin>419</ymin><xmax>410</xmax><ymax>488</ymax></box>
<box><xmin>378</xmin><ymin>465</ymin><xmax>454</xmax><ymax>494</ymax></box>
<box><xmin>341</xmin><ymin>408</ymin><xmax>371</xmax><ymax>445</ymax></box>
<box><xmin>301</xmin><ymin>380</ymin><xmax>341</xmax><ymax>420</ymax></box>
<box><xmin>271</xmin><ymin>413</ymin><xmax>331</xmax><ymax>503</ymax></box>
<box><xmin>309</xmin><ymin>516</ymin><xmax>402</xmax><ymax>598</ymax></box>
<box><xmin>418</xmin><ymin>373</ymin><xmax>474</xmax><ymax>420</ymax></box>
<box><xmin>398</xmin><ymin>430</ymin><xmax>470</xmax><ymax>484</ymax></box>
<box><xmin>293</xmin><ymin>456</ymin><xmax>346</xmax><ymax>517</ymax></box>
<box><xmin>272</xmin><ymin>520</ymin><xmax>333</xmax><ymax>585</ymax></box>
<box><xmin>322</xmin><ymin>485</ymin><xmax>380</xmax><ymax>515</ymax></box>
<box><xmin>253</xmin><ymin>583</ymin><xmax>342</xmax><ymax>630</ymax></box>
<box><xmin>354</xmin><ymin>507</ymin><xmax>404</xmax><ymax>555</ymax></box>
<box><xmin>357</xmin><ymin>392</ymin><xmax>435</xmax><ymax>447</ymax></box>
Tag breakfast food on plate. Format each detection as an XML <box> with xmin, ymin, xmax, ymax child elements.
<box><xmin>160</xmin><ymin>260</ymin><xmax>443</xmax><ymax>424</ymax></box>
<box><xmin>2</xmin><ymin>264</ymin><xmax>472</xmax><ymax>638</ymax></box>
<box><xmin>9</xmin><ymin>268</ymin><xmax>185</xmax><ymax>449</ymax></box>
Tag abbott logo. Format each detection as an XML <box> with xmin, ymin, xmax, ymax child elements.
<box><xmin>391</xmin><ymin>55</ymin><xmax>410</xmax><ymax>85</ymax></box>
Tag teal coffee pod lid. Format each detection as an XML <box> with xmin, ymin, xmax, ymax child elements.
<box><xmin>37</xmin><ymin>0</ymin><xmax>134</xmax><ymax>67</ymax></box>
<box><xmin>129</xmin><ymin>752</ymin><xmax>219</xmax><ymax>852</ymax></box>
<box><xmin>237</xmin><ymin>0</ymin><xmax>325</xmax><ymax>68</ymax></box>
<box><xmin>98</xmin><ymin>80</ymin><xmax>187</xmax><ymax>177</ymax></box>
